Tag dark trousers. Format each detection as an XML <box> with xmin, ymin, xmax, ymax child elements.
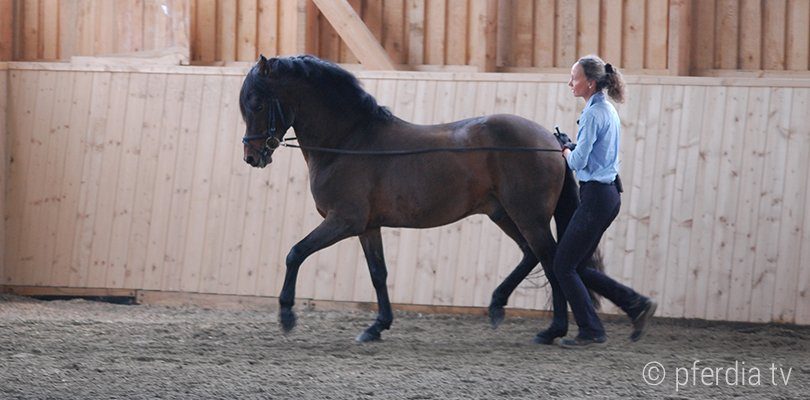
<box><xmin>545</xmin><ymin>181</ymin><xmax>643</xmax><ymax>338</ymax></box>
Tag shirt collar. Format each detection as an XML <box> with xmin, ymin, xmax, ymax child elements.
<box><xmin>586</xmin><ymin>91</ymin><xmax>605</xmax><ymax>108</ymax></box>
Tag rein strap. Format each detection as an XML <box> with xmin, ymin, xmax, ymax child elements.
<box><xmin>277</xmin><ymin>137</ymin><xmax>562</xmax><ymax>155</ymax></box>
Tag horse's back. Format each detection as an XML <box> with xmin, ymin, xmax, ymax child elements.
<box><xmin>473</xmin><ymin>114</ymin><xmax>558</xmax><ymax>148</ymax></box>
<box><xmin>416</xmin><ymin>112</ymin><xmax>566</xmax><ymax>218</ymax></box>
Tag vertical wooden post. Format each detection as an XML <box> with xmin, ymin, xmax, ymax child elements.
<box><xmin>22</xmin><ymin>0</ymin><xmax>39</xmax><ymax>60</ymax></box>
<box><xmin>739</xmin><ymin>0</ymin><xmax>762</xmax><ymax>70</ymax></box>
<box><xmin>424</xmin><ymin>0</ymin><xmax>445</xmax><ymax>65</ymax></box>
<box><xmin>444</xmin><ymin>0</ymin><xmax>466</xmax><ymax>65</ymax></box>
<box><xmin>762</xmin><ymin>0</ymin><xmax>787</xmax><ymax>70</ymax></box>
<box><xmin>557</xmin><ymin>0</ymin><xmax>578</xmax><ymax>68</ymax></box>
<box><xmin>468</xmin><ymin>0</ymin><xmax>497</xmax><ymax>72</ymax></box>
<box><xmin>0</xmin><ymin>0</ymin><xmax>12</xmax><ymax>60</ymax></box>
<box><xmin>715</xmin><ymin>0</ymin><xmax>739</xmax><ymax>70</ymax></box>
<box><xmin>668</xmin><ymin>0</ymin><xmax>692</xmax><ymax>76</ymax></box>
<box><xmin>577</xmin><ymin>0</ymin><xmax>600</xmax><ymax>59</ymax></box>
<box><xmin>279</xmin><ymin>0</ymin><xmax>308</xmax><ymax>55</ymax></box>
<box><xmin>785</xmin><ymin>0</ymin><xmax>810</xmax><ymax>70</ymax></box>
<box><xmin>406</xmin><ymin>0</ymin><xmax>425</xmax><ymax>65</ymax></box>
<box><xmin>600</xmin><ymin>0</ymin><xmax>623</xmax><ymax>67</ymax></box>
<box><xmin>237</xmin><ymin>0</ymin><xmax>259</xmax><ymax>61</ymax></box>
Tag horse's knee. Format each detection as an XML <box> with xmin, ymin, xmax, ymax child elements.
<box><xmin>285</xmin><ymin>245</ymin><xmax>305</xmax><ymax>268</ymax></box>
<box><xmin>369</xmin><ymin>265</ymin><xmax>388</xmax><ymax>285</ymax></box>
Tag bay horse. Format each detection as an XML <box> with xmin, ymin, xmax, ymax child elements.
<box><xmin>239</xmin><ymin>55</ymin><xmax>600</xmax><ymax>342</ymax></box>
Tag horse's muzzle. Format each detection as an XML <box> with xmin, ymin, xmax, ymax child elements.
<box><xmin>243</xmin><ymin>136</ymin><xmax>280</xmax><ymax>168</ymax></box>
<box><xmin>244</xmin><ymin>153</ymin><xmax>271</xmax><ymax>168</ymax></box>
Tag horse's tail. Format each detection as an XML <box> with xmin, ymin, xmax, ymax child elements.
<box><xmin>553</xmin><ymin>166</ymin><xmax>604</xmax><ymax>309</ymax></box>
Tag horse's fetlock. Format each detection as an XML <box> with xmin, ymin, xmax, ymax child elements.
<box><xmin>377</xmin><ymin>317</ymin><xmax>393</xmax><ymax>330</ymax></box>
<box><xmin>279</xmin><ymin>298</ymin><xmax>294</xmax><ymax>309</ymax></box>
<box><xmin>490</xmin><ymin>292</ymin><xmax>507</xmax><ymax>308</ymax></box>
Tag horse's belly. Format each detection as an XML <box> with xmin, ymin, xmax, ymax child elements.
<box><xmin>373</xmin><ymin>185</ymin><xmax>489</xmax><ymax>229</ymax></box>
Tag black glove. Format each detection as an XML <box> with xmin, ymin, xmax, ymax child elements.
<box><xmin>554</xmin><ymin>126</ymin><xmax>576</xmax><ymax>151</ymax></box>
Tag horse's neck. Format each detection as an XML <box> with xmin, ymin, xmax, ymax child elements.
<box><xmin>293</xmin><ymin>109</ymin><xmax>374</xmax><ymax>149</ymax></box>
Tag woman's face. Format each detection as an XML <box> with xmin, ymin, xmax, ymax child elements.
<box><xmin>569</xmin><ymin>62</ymin><xmax>594</xmax><ymax>99</ymax></box>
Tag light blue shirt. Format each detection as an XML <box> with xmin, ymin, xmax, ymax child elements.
<box><xmin>565</xmin><ymin>92</ymin><xmax>620</xmax><ymax>183</ymax></box>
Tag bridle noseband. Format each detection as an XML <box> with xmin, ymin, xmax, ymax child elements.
<box><xmin>242</xmin><ymin>98</ymin><xmax>292</xmax><ymax>160</ymax></box>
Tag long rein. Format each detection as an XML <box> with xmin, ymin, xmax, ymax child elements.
<box><xmin>276</xmin><ymin>137</ymin><xmax>563</xmax><ymax>155</ymax></box>
<box><xmin>243</xmin><ymin>98</ymin><xmax>563</xmax><ymax>156</ymax></box>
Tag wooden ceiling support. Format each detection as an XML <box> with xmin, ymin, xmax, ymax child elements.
<box><xmin>311</xmin><ymin>0</ymin><xmax>396</xmax><ymax>70</ymax></box>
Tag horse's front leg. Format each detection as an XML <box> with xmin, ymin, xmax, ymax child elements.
<box><xmin>356</xmin><ymin>228</ymin><xmax>393</xmax><ymax>343</ymax></box>
<box><xmin>279</xmin><ymin>215</ymin><xmax>361</xmax><ymax>333</ymax></box>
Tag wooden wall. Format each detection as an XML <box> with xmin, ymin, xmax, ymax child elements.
<box><xmin>4</xmin><ymin>0</ymin><xmax>809</xmax><ymax>74</ymax></box>
<box><xmin>693</xmin><ymin>0</ymin><xmax>810</xmax><ymax>71</ymax></box>
<box><xmin>194</xmin><ymin>0</ymin><xmax>676</xmax><ymax>70</ymax></box>
<box><xmin>2</xmin><ymin>0</ymin><xmax>190</xmax><ymax>61</ymax></box>
<box><xmin>3</xmin><ymin>62</ymin><xmax>810</xmax><ymax>324</ymax></box>
<box><xmin>191</xmin><ymin>0</ymin><xmax>308</xmax><ymax>63</ymax></box>
<box><xmin>193</xmin><ymin>0</ymin><xmax>810</xmax><ymax>73</ymax></box>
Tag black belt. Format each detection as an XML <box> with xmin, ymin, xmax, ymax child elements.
<box><xmin>580</xmin><ymin>175</ymin><xmax>623</xmax><ymax>193</ymax></box>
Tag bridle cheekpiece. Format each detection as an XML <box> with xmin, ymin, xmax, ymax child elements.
<box><xmin>241</xmin><ymin>98</ymin><xmax>291</xmax><ymax>161</ymax></box>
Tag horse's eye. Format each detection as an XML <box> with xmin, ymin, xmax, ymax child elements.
<box><xmin>256</xmin><ymin>104</ymin><xmax>264</xmax><ymax>111</ymax></box>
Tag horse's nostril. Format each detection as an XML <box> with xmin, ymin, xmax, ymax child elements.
<box><xmin>245</xmin><ymin>155</ymin><xmax>255</xmax><ymax>165</ymax></box>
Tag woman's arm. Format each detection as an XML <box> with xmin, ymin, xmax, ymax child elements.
<box><xmin>565</xmin><ymin>113</ymin><xmax>598</xmax><ymax>170</ymax></box>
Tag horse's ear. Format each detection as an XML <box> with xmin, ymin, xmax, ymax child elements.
<box><xmin>257</xmin><ymin>54</ymin><xmax>270</xmax><ymax>76</ymax></box>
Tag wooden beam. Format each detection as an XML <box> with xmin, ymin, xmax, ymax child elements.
<box><xmin>1</xmin><ymin>285</ymin><xmax>137</xmax><ymax>298</ymax></box>
<box><xmin>311</xmin><ymin>0</ymin><xmax>395</xmax><ymax>70</ymax></box>
<box><xmin>668</xmin><ymin>0</ymin><xmax>692</xmax><ymax>75</ymax></box>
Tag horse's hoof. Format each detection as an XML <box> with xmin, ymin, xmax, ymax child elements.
<box><xmin>355</xmin><ymin>329</ymin><xmax>382</xmax><ymax>343</ymax></box>
<box><xmin>488</xmin><ymin>306</ymin><xmax>505</xmax><ymax>329</ymax></box>
<box><xmin>279</xmin><ymin>309</ymin><xmax>297</xmax><ymax>333</ymax></box>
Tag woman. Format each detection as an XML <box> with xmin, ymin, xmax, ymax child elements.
<box><xmin>538</xmin><ymin>55</ymin><xmax>656</xmax><ymax>348</ymax></box>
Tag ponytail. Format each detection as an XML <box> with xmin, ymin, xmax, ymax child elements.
<box><xmin>577</xmin><ymin>55</ymin><xmax>626</xmax><ymax>104</ymax></box>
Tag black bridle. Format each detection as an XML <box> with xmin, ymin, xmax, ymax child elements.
<box><xmin>241</xmin><ymin>98</ymin><xmax>292</xmax><ymax>160</ymax></box>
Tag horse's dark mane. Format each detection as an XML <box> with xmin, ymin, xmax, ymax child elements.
<box><xmin>266</xmin><ymin>55</ymin><xmax>393</xmax><ymax>122</ymax></box>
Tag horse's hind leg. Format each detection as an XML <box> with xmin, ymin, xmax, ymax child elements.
<box><xmin>487</xmin><ymin>209</ymin><xmax>540</xmax><ymax>328</ymax></box>
<box><xmin>496</xmin><ymin>204</ymin><xmax>570</xmax><ymax>340</ymax></box>
<box><xmin>356</xmin><ymin>228</ymin><xmax>393</xmax><ymax>343</ymax></box>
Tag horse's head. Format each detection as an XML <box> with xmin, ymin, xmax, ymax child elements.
<box><xmin>239</xmin><ymin>54</ymin><xmax>294</xmax><ymax>168</ymax></box>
